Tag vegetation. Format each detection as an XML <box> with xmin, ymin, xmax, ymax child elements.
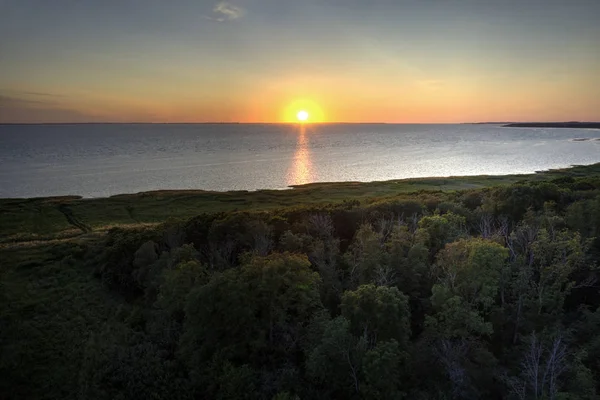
<box><xmin>2</xmin><ymin>163</ymin><xmax>600</xmax><ymax>399</ymax></box>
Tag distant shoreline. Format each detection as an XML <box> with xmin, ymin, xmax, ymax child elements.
<box><xmin>1</xmin><ymin>121</ymin><xmax>599</xmax><ymax>127</ymax></box>
<box><xmin>503</xmin><ymin>122</ymin><xmax>600</xmax><ymax>129</ymax></box>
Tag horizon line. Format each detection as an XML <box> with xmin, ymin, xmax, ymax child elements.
<box><xmin>1</xmin><ymin>120</ymin><xmax>598</xmax><ymax>125</ymax></box>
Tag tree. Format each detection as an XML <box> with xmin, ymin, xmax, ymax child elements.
<box><xmin>305</xmin><ymin>316</ymin><xmax>367</xmax><ymax>398</ymax></box>
<box><xmin>146</xmin><ymin>258</ymin><xmax>210</xmax><ymax>354</ymax></box>
<box><xmin>362</xmin><ymin>339</ymin><xmax>407</xmax><ymax>399</ymax></box>
<box><xmin>505</xmin><ymin>225</ymin><xmax>589</xmax><ymax>342</ymax></box>
<box><xmin>279</xmin><ymin>230</ymin><xmax>308</xmax><ymax>253</ymax></box>
<box><xmin>385</xmin><ymin>224</ymin><xmax>430</xmax><ymax>298</ymax></box>
<box><xmin>566</xmin><ymin>197</ymin><xmax>600</xmax><ymax>257</ymax></box>
<box><xmin>181</xmin><ymin>252</ymin><xmax>323</xmax><ymax>395</ymax></box>
<box><xmin>415</xmin><ymin>213</ymin><xmax>467</xmax><ymax>258</ymax></box>
<box><xmin>78</xmin><ymin>321</ymin><xmax>192</xmax><ymax>400</ymax></box>
<box><xmin>341</xmin><ymin>284</ymin><xmax>411</xmax><ymax>347</ymax></box>
<box><xmin>425</xmin><ymin>239</ymin><xmax>507</xmax><ymax>397</ymax></box>
<box><xmin>343</xmin><ymin>224</ymin><xmax>385</xmax><ymax>287</ymax></box>
<box><xmin>507</xmin><ymin>332</ymin><xmax>569</xmax><ymax>400</ymax></box>
<box><xmin>307</xmin><ymin>292</ymin><xmax>410</xmax><ymax>400</ymax></box>
<box><xmin>155</xmin><ymin>259</ymin><xmax>209</xmax><ymax>319</ymax></box>
<box><xmin>434</xmin><ymin>238</ymin><xmax>508</xmax><ymax>310</ymax></box>
<box><xmin>248</xmin><ymin>220</ymin><xmax>273</xmax><ymax>256</ymax></box>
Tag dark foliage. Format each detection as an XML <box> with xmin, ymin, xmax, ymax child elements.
<box><xmin>3</xmin><ymin>175</ymin><xmax>600</xmax><ymax>399</ymax></box>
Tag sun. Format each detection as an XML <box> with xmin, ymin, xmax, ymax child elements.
<box><xmin>296</xmin><ymin>110</ymin><xmax>309</xmax><ymax>122</ymax></box>
<box><xmin>282</xmin><ymin>99</ymin><xmax>324</xmax><ymax>122</ymax></box>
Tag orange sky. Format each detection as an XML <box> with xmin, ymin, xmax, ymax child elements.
<box><xmin>1</xmin><ymin>1</ymin><xmax>599</xmax><ymax>123</ymax></box>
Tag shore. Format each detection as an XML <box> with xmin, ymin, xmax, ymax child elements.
<box><xmin>503</xmin><ymin>122</ymin><xmax>600</xmax><ymax>129</ymax></box>
<box><xmin>2</xmin><ymin>162</ymin><xmax>600</xmax><ymax>246</ymax></box>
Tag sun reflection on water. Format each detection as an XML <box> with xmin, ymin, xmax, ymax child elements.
<box><xmin>287</xmin><ymin>124</ymin><xmax>314</xmax><ymax>186</ymax></box>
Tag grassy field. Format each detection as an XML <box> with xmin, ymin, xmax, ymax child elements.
<box><xmin>2</xmin><ymin>162</ymin><xmax>600</xmax><ymax>245</ymax></box>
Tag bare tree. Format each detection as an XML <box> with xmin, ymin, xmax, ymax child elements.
<box><xmin>505</xmin><ymin>222</ymin><xmax>540</xmax><ymax>343</ymax></box>
<box><xmin>306</xmin><ymin>214</ymin><xmax>342</xmax><ymax>294</ymax></box>
<box><xmin>522</xmin><ymin>332</ymin><xmax>543</xmax><ymax>398</ymax></box>
<box><xmin>376</xmin><ymin>215</ymin><xmax>395</xmax><ymax>246</ymax></box>
<box><xmin>542</xmin><ymin>334</ymin><xmax>568</xmax><ymax>400</ymax></box>
<box><xmin>308</xmin><ymin>214</ymin><xmax>335</xmax><ymax>239</ymax></box>
<box><xmin>510</xmin><ymin>332</ymin><xmax>569</xmax><ymax>400</ymax></box>
<box><xmin>374</xmin><ymin>264</ymin><xmax>396</xmax><ymax>287</ymax></box>
<box><xmin>497</xmin><ymin>216</ymin><xmax>510</xmax><ymax>235</ymax></box>
<box><xmin>308</xmin><ymin>238</ymin><xmax>342</xmax><ymax>295</ymax></box>
<box><xmin>409</xmin><ymin>212</ymin><xmax>420</xmax><ymax>234</ymax></box>
<box><xmin>479</xmin><ymin>213</ymin><xmax>494</xmax><ymax>239</ymax></box>
<box><xmin>511</xmin><ymin>265</ymin><xmax>533</xmax><ymax>344</ymax></box>
<box><xmin>436</xmin><ymin>339</ymin><xmax>470</xmax><ymax>399</ymax></box>
<box><xmin>572</xmin><ymin>274</ymin><xmax>598</xmax><ymax>289</ymax></box>
<box><xmin>499</xmin><ymin>217</ymin><xmax>517</xmax><ymax>260</ymax></box>
<box><xmin>249</xmin><ymin>220</ymin><xmax>272</xmax><ymax>256</ymax></box>
<box><xmin>505</xmin><ymin>374</ymin><xmax>527</xmax><ymax>400</ymax></box>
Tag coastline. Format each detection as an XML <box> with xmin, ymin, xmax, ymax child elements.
<box><xmin>2</xmin><ymin>162</ymin><xmax>600</xmax><ymax>246</ymax></box>
<box><xmin>503</xmin><ymin>122</ymin><xmax>600</xmax><ymax>129</ymax></box>
<box><xmin>3</xmin><ymin>161</ymin><xmax>600</xmax><ymax>201</ymax></box>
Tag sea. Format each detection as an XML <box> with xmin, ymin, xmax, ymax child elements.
<box><xmin>0</xmin><ymin>123</ymin><xmax>599</xmax><ymax>198</ymax></box>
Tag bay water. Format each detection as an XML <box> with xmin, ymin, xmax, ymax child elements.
<box><xmin>1</xmin><ymin>123</ymin><xmax>599</xmax><ymax>198</ymax></box>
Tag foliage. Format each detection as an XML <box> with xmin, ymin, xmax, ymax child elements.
<box><xmin>3</xmin><ymin>165</ymin><xmax>600</xmax><ymax>399</ymax></box>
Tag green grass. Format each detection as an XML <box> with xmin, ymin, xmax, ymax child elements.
<box><xmin>2</xmin><ymin>162</ymin><xmax>600</xmax><ymax>244</ymax></box>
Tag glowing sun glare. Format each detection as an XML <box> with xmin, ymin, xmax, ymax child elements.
<box><xmin>296</xmin><ymin>110</ymin><xmax>309</xmax><ymax>122</ymax></box>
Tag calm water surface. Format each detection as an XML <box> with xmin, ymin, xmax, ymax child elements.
<box><xmin>1</xmin><ymin>123</ymin><xmax>599</xmax><ymax>198</ymax></box>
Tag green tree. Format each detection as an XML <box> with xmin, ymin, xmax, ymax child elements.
<box><xmin>341</xmin><ymin>284</ymin><xmax>411</xmax><ymax>347</ymax></box>
<box><xmin>435</xmin><ymin>238</ymin><xmax>508</xmax><ymax>310</ymax></box>
<box><xmin>147</xmin><ymin>259</ymin><xmax>210</xmax><ymax>353</ymax></box>
<box><xmin>362</xmin><ymin>339</ymin><xmax>406</xmax><ymax>399</ymax></box>
<box><xmin>306</xmin><ymin>315</ymin><xmax>408</xmax><ymax>399</ymax></box>
<box><xmin>181</xmin><ymin>252</ymin><xmax>322</xmax><ymax>394</ymax></box>
<box><xmin>386</xmin><ymin>224</ymin><xmax>430</xmax><ymax>298</ymax></box>
<box><xmin>155</xmin><ymin>259</ymin><xmax>209</xmax><ymax>318</ymax></box>
<box><xmin>415</xmin><ymin>213</ymin><xmax>467</xmax><ymax>258</ymax></box>
<box><xmin>343</xmin><ymin>224</ymin><xmax>385</xmax><ymax>287</ymax></box>
<box><xmin>305</xmin><ymin>316</ymin><xmax>367</xmax><ymax>398</ymax></box>
<box><xmin>78</xmin><ymin>321</ymin><xmax>191</xmax><ymax>400</ymax></box>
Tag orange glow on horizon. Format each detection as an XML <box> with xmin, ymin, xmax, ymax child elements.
<box><xmin>6</xmin><ymin>69</ymin><xmax>599</xmax><ymax>123</ymax></box>
<box><xmin>282</xmin><ymin>99</ymin><xmax>325</xmax><ymax>123</ymax></box>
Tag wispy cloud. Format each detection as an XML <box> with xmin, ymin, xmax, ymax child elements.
<box><xmin>0</xmin><ymin>91</ymin><xmax>97</xmax><ymax>123</ymax></box>
<box><xmin>205</xmin><ymin>2</ymin><xmax>245</xmax><ymax>22</ymax></box>
<box><xmin>17</xmin><ymin>91</ymin><xmax>67</xmax><ymax>98</ymax></box>
<box><xmin>0</xmin><ymin>90</ymin><xmax>67</xmax><ymax>105</ymax></box>
<box><xmin>0</xmin><ymin>96</ymin><xmax>98</xmax><ymax>123</ymax></box>
<box><xmin>0</xmin><ymin>94</ymin><xmax>57</xmax><ymax>107</ymax></box>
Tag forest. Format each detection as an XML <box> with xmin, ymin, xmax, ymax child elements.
<box><xmin>2</xmin><ymin>166</ymin><xmax>600</xmax><ymax>399</ymax></box>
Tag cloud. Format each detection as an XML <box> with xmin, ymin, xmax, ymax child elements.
<box><xmin>0</xmin><ymin>90</ymin><xmax>66</xmax><ymax>108</ymax></box>
<box><xmin>17</xmin><ymin>91</ymin><xmax>67</xmax><ymax>98</ymax></box>
<box><xmin>206</xmin><ymin>2</ymin><xmax>245</xmax><ymax>22</ymax></box>
<box><xmin>0</xmin><ymin>94</ymin><xmax>57</xmax><ymax>107</ymax></box>
<box><xmin>0</xmin><ymin>93</ymin><xmax>97</xmax><ymax>123</ymax></box>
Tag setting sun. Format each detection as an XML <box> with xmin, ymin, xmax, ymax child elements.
<box><xmin>296</xmin><ymin>110</ymin><xmax>309</xmax><ymax>122</ymax></box>
<box><xmin>281</xmin><ymin>99</ymin><xmax>325</xmax><ymax>123</ymax></box>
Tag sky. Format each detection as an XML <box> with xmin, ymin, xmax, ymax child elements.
<box><xmin>0</xmin><ymin>0</ymin><xmax>599</xmax><ymax>123</ymax></box>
